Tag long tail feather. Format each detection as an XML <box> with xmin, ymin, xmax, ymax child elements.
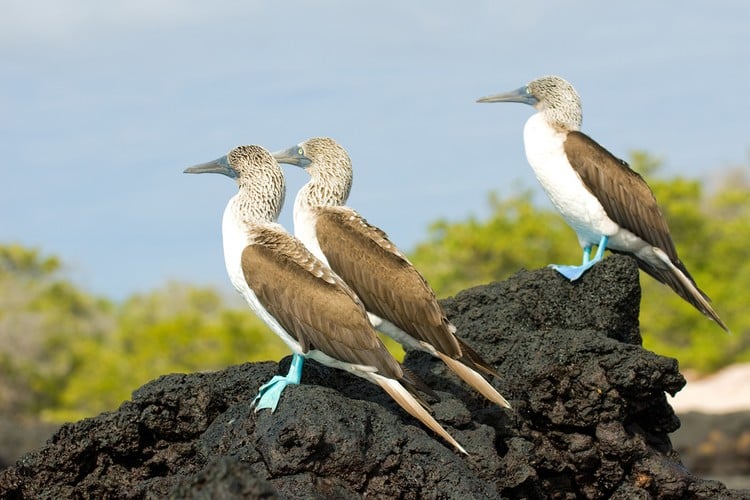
<box><xmin>643</xmin><ymin>248</ymin><xmax>729</xmax><ymax>332</ymax></box>
<box><xmin>372</xmin><ymin>374</ymin><xmax>468</xmax><ymax>455</ymax></box>
<box><xmin>437</xmin><ymin>352</ymin><xmax>511</xmax><ymax>408</ymax></box>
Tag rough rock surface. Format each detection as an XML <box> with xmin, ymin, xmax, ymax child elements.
<box><xmin>1</xmin><ymin>255</ymin><xmax>747</xmax><ymax>499</ymax></box>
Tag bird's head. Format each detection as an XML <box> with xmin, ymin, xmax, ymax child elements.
<box><xmin>477</xmin><ymin>75</ymin><xmax>582</xmax><ymax>131</ymax></box>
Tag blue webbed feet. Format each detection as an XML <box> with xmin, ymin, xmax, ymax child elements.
<box><xmin>550</xmin><ymin>236</ymin><xmax>609</xmax><ymax>282</ymax></box>
<box><xmin>550</xmin><ymin>260</ymin><xmax>599</xmax><ymax>281</ymax></box>
<box><xmin>253</xmin><ymin>353</ymin><xmax>305</xmax><ymax>412</ymax></box>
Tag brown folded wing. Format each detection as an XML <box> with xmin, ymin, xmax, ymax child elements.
<box><xmin>564</xmin><ymin>131</ymin><xmax>703</xmax><ymax>292</ymax></box>
<box><xmin>314</xmin><ymin>207</ymin><xmax>462</xmax><ymax>358</ymax></box>
<box><xmin>241</xmin><ymin>226</ymin><xmax>403</xmax><ymax>379</ymax></box>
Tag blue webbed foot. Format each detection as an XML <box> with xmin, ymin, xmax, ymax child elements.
<box><xmin>252</xmin><ymin>353</ymin><xmax>305</xmax><ymax>412</ymax></box>
<box><xmin>252</xmin><ymin>375</ymin><xmax>295</xmax><ymax>412</ymax></box>
<box><xmin>550</xmin><ymin>236</ymin><xmax>609</xmax><ymax>281</ymax></box>
<box><xmin>550</xmin><ymin>260</ymin><xmax>599</xmax><ymax>281</ymax></box>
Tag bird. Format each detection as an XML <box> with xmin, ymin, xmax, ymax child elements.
<box><xmin>184</xmin><ymin>144</ymin><xmax>467</xmax><ymax>454</ymax></box>
<box><xmin>272</xmin><ymin>137</ymin><xmax>511</xmax><ymax>408</ymax></box>
<box><xmin>477</xmin><ymin>75</ymin><xmax>728</xmax><ymax>331</ymax></box>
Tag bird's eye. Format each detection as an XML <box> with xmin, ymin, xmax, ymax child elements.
<box><xmin>297</xmin><ymin>148</ymin><xmax>304</xmax><ymax>156</ymax></box>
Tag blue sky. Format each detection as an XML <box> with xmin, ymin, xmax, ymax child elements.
<box><xmin>2</xmin><ymin>1</ymin><xmax>748</xmax><ymax>300</ymax></box>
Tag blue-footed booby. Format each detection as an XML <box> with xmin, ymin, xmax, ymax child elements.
<box><xmin>184</xmin><ymin>144</ymin><xmax>467</xmax><ymax>454</ymax></box>
<box><xmin>273</xmin><ymin>137</ymin><xmax>511</xmax><ymax>408</ymax></box>
<box><xmin>477</xmin><ymin>75</ymin><xmax>728</xmax><ymax>331</ymax></box>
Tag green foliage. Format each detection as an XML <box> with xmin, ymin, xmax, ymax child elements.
<box><xmin>0</xmin><ymin>245</ymin><xmax>60</xmax><ymax>277</ymax></box>
<box><xmin>0</xmin><ymin>244</ymin><xmax>113</xmax><ymax>416</ymax></box>
<box><xmin>410</xmin><ymin>153</ymin><xmax>750</xmax><ymax>373</ymax></box>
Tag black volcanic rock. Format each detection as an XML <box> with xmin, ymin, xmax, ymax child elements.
<box><xmin>1</xmin><ymin>255</ymin><xmax>746</xmax><ymax>499</ymax></box>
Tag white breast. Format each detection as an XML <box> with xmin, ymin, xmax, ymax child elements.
<box><xmin>293</xmin><ymin>191</ymin><xmax>330</xmax><ymax>266</ymax></box>
<box><xmin>523</xmin><ymin>113</ymin><xmax>619</xmax><ymax>247</ymax></box>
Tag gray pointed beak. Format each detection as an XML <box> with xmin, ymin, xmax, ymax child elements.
<box><xmin>476</xmin><ymin>86</ymin><xmax>538</xmax><ymax>106</ymax></box>
<box><xmin>272</xmin><ymin>145</ymin><xmax>312</xmax><ymax>169</ymax></box>
<box><xmin>183</xmin><ymin>155</ymin><xmax>237</xmax><ymax>178</ymax></box>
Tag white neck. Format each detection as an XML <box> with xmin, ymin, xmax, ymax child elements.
<box><xmin>293</xmin><ymin>186</ymin><xmax>330</xmax><ymax>266</ymax></box>
<box><xmin>523</xmin><ymin>113</ymin><xmax>568</xmax><ymax>176</ymax></box>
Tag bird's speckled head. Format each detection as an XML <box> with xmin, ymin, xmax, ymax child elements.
<box><xmin>301</xmin><ymin>137</ymin><xmax>351</xmax><ymax>174</ymax></box>
<box><xmin>477</xmin><ymin>75</ymin><xmax>582</xmax><ymax>132</ymax></box>
<box><xmin>227</xmin><ymin>145</ymin><xmax>281</xmax><ymax>183</ymax></box>
<box><xmin>228</xmin><ymin>145</ymin><xmax>286</xmax><ymax>220</ymax></box>
<box><xmin>526</xmin><ymin>76</ymin><xmax>582</xmax><ymax>130</ymax></box>
<box><xmin>274</xmin><ymin>137</ymin><xmax>352</xmax><ymax>207</ymax></box>
<box><xmin>185</xmin><ymin>144</ymin><xmax>286</xmax><ymax>223</ymax></box>
<box><xmin>301</xmin><ymin>137</ymin><xmax>352</xmax><ymax>205</ymax></box>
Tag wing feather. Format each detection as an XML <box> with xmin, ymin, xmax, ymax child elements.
<box><xmin>241</xmin><ymin>226</ymin><xmax>403</xmax><ymax>379</ymax></box>
<box><xmin>314</xmin><ymin>207</ymin><xmax>462</xmax><ymax>357</ymax></box>
<box><xmin>563</xmin><ymin>132</ymin><xmax>703</xmax><ymax>281</ymax></box>
<box><xmin>564</xmin><ymin>132</ymin><xmax>678</xmax><ymax>260</ymax></box>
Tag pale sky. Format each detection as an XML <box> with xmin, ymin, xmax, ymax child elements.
<box><xmin>2</xmin><ymin>1</ymin><xmax>748</xmax><ymax>300</ymax></box>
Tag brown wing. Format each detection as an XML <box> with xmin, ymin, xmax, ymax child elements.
<box><xmin>564</xmin><ymin>131</ymin><xmax>679</xmax><ymax>261</ymax></box>
<box><xmin>563</xmin><ymin>132</ymin><xmax>703</xmax><ymax>282</ymax></box>
<box><xmin>314</xmin><ymin>207</ymin><xmax>462</xmax><ymax>357</ymax></box>
<box><xmin>241</xmin><ymin>226</ymin><xmax>403</xmax><ymax>380</ymax></box>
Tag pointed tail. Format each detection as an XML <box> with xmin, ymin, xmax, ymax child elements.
<box><xmin>371</xmin><ymin>373</ymin><xmax>468</xmax><ymax>455</ymax></box>
<box><xmin>639</xmin><ymin>248</ymin><xmax>729</xmax><ymax>332</ymax></box>
<box><xmin>437</xmin><ymin>352</ymin><xmax>512</xmax><ymax>408</ymax></box>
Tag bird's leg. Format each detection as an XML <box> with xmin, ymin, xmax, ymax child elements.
<box><xmin>550</xmin><ymin>235</ymin><xmax>610</xmax><ymax>281</ymax></box>
<box><xmin>252</xmin><ymin>353</ymin><xmax>305</xmax><ymax>412</ymax></box>
<box><xmin>581</xmin><ymin>245</ymin><xmax>592</xmax><ymax>265</ymax></box>
<box><xmin>592</xmin><ymin>235</ymin><xmax>608</xmax><ymax>261</ymax></box>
